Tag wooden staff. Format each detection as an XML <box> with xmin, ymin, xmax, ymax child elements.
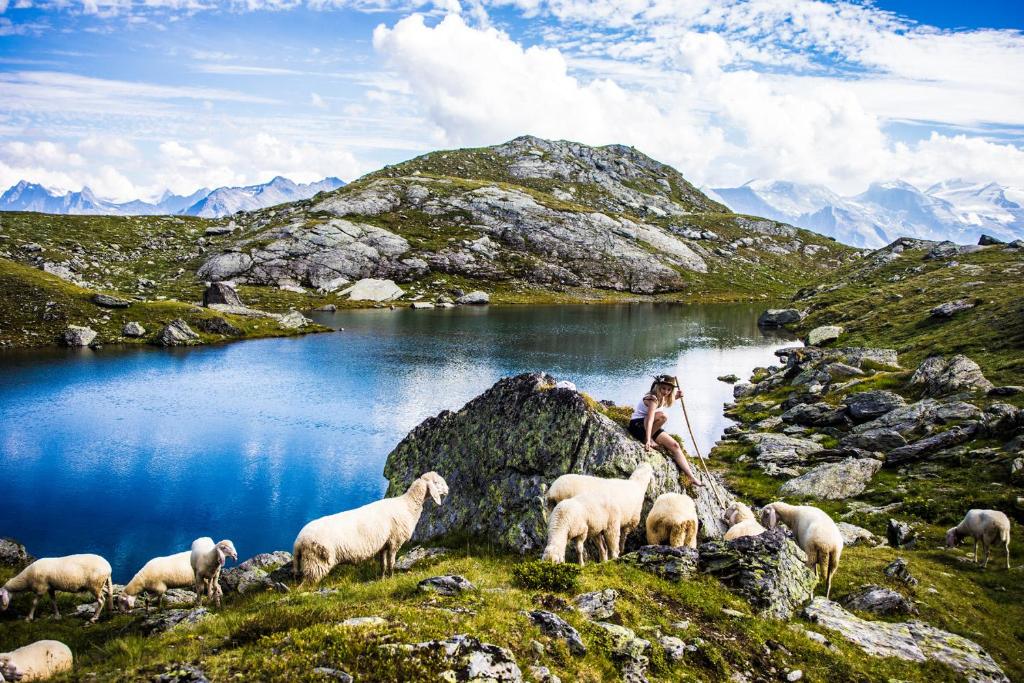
<box><xmin>675</xmin><ymin>376</ymin><xmax>727</xmax><ymax>509</ymax></box>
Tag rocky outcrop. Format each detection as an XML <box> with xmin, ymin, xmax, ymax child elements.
<box><xmin>805</xmin><ymin>325</ymin><xmax>842</xmax><ymax>346</ymax></box>
<box><xmin>219</xmin><ymin>552</ymin><xmax>291</xmax><ymax>594</ymax></box>
<box><xmin>573</xmin><ymin>589</ymin><xmax>618</xmax><ymax>620</ymax></box>
<box><xmin>202</xmin><ymin>282</ymin><xmax>242</xmax><ymax>307</ymax></box>
<box><xmin>154</xmin><ymin>319</ymin><xmax>200</xmax><ymax>347</ymax></box>
<box><xmin>804</xmin><ymin>598</ymin><xmax>1007</xmax><ymax>683</ymax></box>
<box><xmin>844</xmin><ymin>390</ymin><xmax>906</xmax><ymax>421</ymax></box>
<box><xmin>92</xmin><ymin>293</ymin><xmax>131</xmax><ymax>308</ymax></box>
<box><xmin>930</xmin><ymin>299</ymin><xmax>975</xmax><ymax>318</ymax></box>
<box><xmin>383</xmin><ymin>373</ymin><xmax>729</xmax><ymax>553</ymax></box>
<box><xmin>122</xmin><ymin>321</ymin><xmax>146</xmax><ymax>337</ymax></box>
<box><xmin>758</xmin><ymin>309</ymin><xmax>801</xmax><ymax>327</ymax></box>
<box><xmin>382</xmin><ymin>634</ymin><xmax>522</xmax><ymax>681</ymax></box>
<box><xmin>619</xmin><ymin>546</ymin><xmax>698</xmax><ymax>582</ymax></box>
<box><xmin>61</xmin><ymin>325</ymin><xmax>96</xmax><ymax>347</ymax></box>
<box><xmin>778</xmin><ymin>457</ymin><xmax>882</xmax><ymax>499</ymax></box>
<box><xmin>527</xmin><ymin>611</ymin><xmax>586</xmax><ymax>655</ymax></box>
<box><xmin>0</xmin><ymin>538</ymin><xmax>33</xmax><ymax>568</ymax></box>
<box><xmin>141</xmin><ymin>607</ymin><xmax>210</xmax><ymax>635</ymax></box>
<box><xmin>908</xmin><ymin>355</ymin><xmax>994</xmax><ymax>397</ymax></box>
<box><xmin>840</xmin><ymin>585</ymin><xmax>917</xmax><ymax>616</ymax></box>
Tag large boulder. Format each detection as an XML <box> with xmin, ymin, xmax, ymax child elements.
<box><xmin>803</xmin><ymin>598</ymin><xmax>1007</xmax><ymax>682</ymax></box>
<box><xmin>758</xmin><ymin>309</ymin><xmax>801</xmax><ymax>327</ymax></box>
<box><xmin>456</xmin><ymin>290</ymin><xmax>490</xmax><ymax>305</ymax></box>
<box><xmin>203</xmin><ymin>282</ymin><xmax>242</xmax><ymax>307</ymax></box>
<box><xmin>339</xmin><ymin>278</ymin><xmax>404</xmax><ymax>302</ymax></box>
<box><xmin>778</xmin><ymin>457</ymin><xmax>882</xmax><ymax>500</ymax></box>
<box><xmin>383</xmin><ymin>373</ymin><xmax>728</xmax><ymax>553</ymax></box>
<box><xmin>805</xmin><ymin>325</ymin><xmax>843</xmax><ymax>346</ymax></box>
<box><xmin>840</xmin><ymin>585</ymin><xmax>917</xmax><ymax>616</ymax></box>
<box><xmin>908</xmin><ymin>355</ymin><xmax>993</xmax><ymax>397</ymax></box>
<box><xmin>61</xmin><ymin>325</ymin><xmax>96</xmax><ymax>347</ymax></box>
<box><xmin>930</xmin><ymin>299</ymin><xmax>975</xmax><ymax>319</ymax></box>
<box><xmin>92</xmin><ymin>293</ymin><xmax>131</xmax><ymax>308</ymax></box>
<box><xmin>0</xmin><ymin>538</ymin><xmax>33</xmax><ymax>568</ymax></box>
<box><xmin>219</xmin><ymin>551</ymin><xmax>292</xmax><ymax>594</ymax></box>
<box><xmin>844</xmin><ymin>391</ymin><xmax>906</xmax><ymax>421</ymax></box>
<box><xmin>154</xmin><ymin>319</ymin><xmax>201</xmax><ymax>347</ymax></box>
<box><xmin>697</xmin><ymin>529</ymin><xmax>818</xmax><ymax>620</ymax></box>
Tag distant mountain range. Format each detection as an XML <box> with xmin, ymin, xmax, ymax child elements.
<box><xmin>709</xmin><ymin>179</ymin><xmax>1024</xmax><ymax>248</ymax></box>
<box><xmin>0</xmin><ymin>176</ymin><xmax>346</xmax><ymax>218</ymax></box>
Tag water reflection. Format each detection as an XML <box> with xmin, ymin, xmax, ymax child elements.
<box><xmin>1</xmin><ymin>303</ymin><xmax>796</xmax><ymax>579</ymax></box>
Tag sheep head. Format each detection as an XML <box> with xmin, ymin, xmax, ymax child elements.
<box><xmin>723</xmin><ymin>503</ymin><xmax>740</xmax><ymax>526</ymax></box>
<box><xmin>216</xmin><ymin>540</ymin><xmax>238</xmax><ymax>564</ymax></box>
<box><xmin>421</xmin><ymin>471</ymin><xmax>449</xmax><ymax>506</ymax></box>
<box><xmin>116</xmin><ymin>593</ymin><xmax>136</xmax><ymax>612</ymax></box>
<box><xmin>0</xmin><ymin>587</ymin><xmax>9</xmax><ymax>611</ymax></box>
<box><xmin>945</xmin><ymin>527</ymin><xmax>962</xmax><ymax>548</ymax></box>
<box><xmin>760</xmin><ymin>505</ymin><xmax>778</xmax><ymax>529</ymax></box>
<box><xmin>630</xmin><ymin>462</ymin><xmax>655</xmax><ymax>487</ymax></box>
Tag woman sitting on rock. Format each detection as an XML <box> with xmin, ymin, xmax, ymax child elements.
<box><xmin>628</xmin><ymin>375</ymin><xmax>704</xmax><ymax>489</ymax></box>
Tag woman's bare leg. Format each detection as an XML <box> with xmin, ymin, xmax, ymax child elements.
<box><xmin>654</xmin><ymin>431</ymin><xmax>703</xmax><ymax>487</ymax></box>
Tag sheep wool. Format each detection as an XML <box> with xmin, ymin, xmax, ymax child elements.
<box><xmin>542</xmin><ymin>492</ymin><xmax>621</xmax><ymax>565</ymax></box>
<box><xmin>723</xmin><ymin>501</ymin><xmax>766</xmax><ymax>541</ymax></box>
<box><xmin>761</xmin><ymin>502</ymin><xmax>843</xmax><ymax>600</ymax></box>
<box><xmin>0</xmin><ymin>640</ymin><xmax>73</xmax><ymax>682</ymax></box>
<box><xmin>0</xmin><ymin>554</ymin><xmax>112</xmax><ymax>622</ymax></box>
<box><xmin>190</xmin><ymin>538</ymin><xmax>238</xmax><ymax>608</ymax></box>
<box><xmin>118</xmin><ymin>550</ymin><xmax>195</xmax><ymax>611</ymax></box>
<box><xmin>947</xmin><ymin>509</ymin><xmax>1011</xmax><ymax>569</ymax></box>
<box><xmin>293</xmin><ymin>471</ymin><xmax>449</xmax><ymax>584</ymax></box>
<box><xmin>646</xmin><ymin>493</ymin><xmax>698</xmax><ymax>548</ymax></box>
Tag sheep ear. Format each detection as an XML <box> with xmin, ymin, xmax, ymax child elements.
<box><xmin>427</xmin><ymin>480</ymin><xmax>443</xmax><ymax>505</ymax></box>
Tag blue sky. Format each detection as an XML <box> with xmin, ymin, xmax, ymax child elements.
<box><xmin>1</xmin><ymin>0</ymin><xmax>1022</xmax><ymax>200</ymax></box>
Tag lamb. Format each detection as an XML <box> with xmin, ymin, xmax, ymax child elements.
<box><xmin>946</xmin><ymin>509</ymin><xmax>1011</xmax><ymax>569</ymax></box>
<box><xmin>116</xmin><ymin>550</ymin><xmax>194</xmax><ymax>612</ymax></box>
<box><xmin>0</xmin><ymin>554</ymin><xmax>112</xmax><ymax>622</ymax></box>
<box><xmin>546</xmin><ymin>462</ymin><xmax>654</xmax><ymax>554</ymax></box>
<box><xmin>761</xmin><ymin>502</ymin><xmax>843</xmax><ymax>599</ymax></box>
<box><xmin>542</xmin><ymin>492</ymin><xmax>621</xmax><ymax>565</ymax></box>
<box><xmin>293</xmin><ymin>471</ymin><xmax>448</xmax><ymax>584</ymax></box>
<box><xmin>645</xmin><ymin>493</ymin><xmax>698</xmax><ymax>548</ymax></box>
<box><xmin>190</xmin><ymin>538</ymin><xmax>237</xmax><ymax>608</ymax></box>
<box><xmin>0</xmin><ymin>640</ymin><xmax>73</xmax><ymax>681</ymax></box>
<box><xmin>723</xmin><ymin>501</ymin><xmax>766</xmax><ymax>541</ymax></box>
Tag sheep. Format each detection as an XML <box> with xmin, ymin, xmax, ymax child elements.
<box><xmin>645</xmin><ymin>493</ymin><xmax>698</xmax><ymax>548</ymax></box>
<box><xmin>190</xmin><ymin>538</ymin><xmax>237</xmax><ymax>608</ymax></box>
<box><xmin>116</xmin><ymin>550</ymin><xmax>194</xmax><ymax>612</ymax></box>
<box><xmin>722</xmin><ymin>501</ymin><xmax>766</xmax><ymax>541</ymax></box>
<box><xmin>946</xmin><ymin>509</ymin><xmax>1011</xmax><ymax>569</ymax></box>
<box><xmin>0</xmin><ymin>640</ymin><xmax>73</xmax><ymax>681</ymax></box>
<box><xmin>546</xmin><ymin>462</ymin><xmax>654</xmax><ymax>554</ymax></box>
<box><xmin>761</xmin><ymin>502</ymin><xmax>843</xmax><ymax>600</ymax></box>
<box><xmin>293</xmin><ymin>471</ymin><xmax>448</xmax><ymax>585</ymax></box>
<box><xmin>0</xmin><ymin>554</ymin><xmax>112</xmax><ymax>622</ymax></box>
<box><xmin>542</xmin><ymin>492</ymin><xmax>621</xmax><ymax>566</ymax></box>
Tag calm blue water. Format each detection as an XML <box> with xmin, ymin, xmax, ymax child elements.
<box><xmin>0</xmin><ymin>304</ymin><xmax>794</xmax><ymax>580</ymax></box>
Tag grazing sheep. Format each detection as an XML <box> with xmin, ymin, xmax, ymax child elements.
<box><xmin>117</xmin><ymin>550</ymin><xmax>194</xmax><ymax>612</ymax></box>
<box><xmin>546</xmin><ymin>462</ymin><xmax>655</xmax><ymax>554</ymax></box>
<box><xmin>542</xmin><ymin>492</ymin><xmax>621</xmax><ymax>565</ymax></box>
<box><xmin>946</xmin><ymin>509</ymin><xmax>1011</xmax><ymax>569</ymax></box>
<box><xmin>0</xmin><ymin>640</ymin><xmax>73</xmax><ymax>681</ymax></box>
<box><xmin>190</xmin><ymin>538</ymin><xmax>237</xmax><ymax>608</ymax></box>
<box><xmin>761</xmin><ymin>502</ymin><xmax>843</xmax><ymax>600</ymax></box>
<box><xmin>645</xmin><ymin>493</ymin><xmax>698</xmax><ymax>548</ymax></box>
<box><xmin>293</xmin><ymin>471</ymin><xmax>449</xmax><ymax>584</ymax></box>
<box><xmin>723</xmin><ymin>501</ymin><xmax>766</xmax><ymax>541</ymax></box>
<box><xmin>0</xmin><ymin>554</ymin><xmax>112</xmax><ymax>622</ymax></box>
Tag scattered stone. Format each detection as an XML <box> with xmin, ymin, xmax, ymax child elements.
<box><xmin>528</xmin><ymin>665</ymin><xmax>560</xmax><ymax>683</ymax></box>
<box><xmin>779</xmin><ymin>457</ymin><xmax>882</xmax><ymax>500</ymax></box>
<box><xmin>884</xmin><ymin>558</ymin><xmax>918</xmax><ymax>587</ymax></box>
<box><xmin>154</xmin><ymin>319</ymin><xmax>200</xmax><ymax>347</ymax></box>
<box><xmin>527</xmin><ymin>610</ymin><xmax>586</xmax><ymax>656</ymax></box>
<box><xmin>92</xmin><ymin>293</ymin><xmax>131</xmax><ymax>308</ymax></box>
<box><xmin>837</xmin><ymin>522</ymin><xmax>877</xmax><ymax>547</ymax></box>
<box><xmin>311</xmin><ymin>667</ymin><xmax>352</xmax><ymax>681</ymax></box>
<box><xmin>456</xmin><ymin>290</ymin><xmax>490</xmax><ymax>305</ymax></box>
<box><xmin>573</xmin><ymin>588</ymin><xmax>618</xmax><ymax>620</ymax></box>
<box><xmin>278</xmin><ymin>311</ymin><xmax>312</xmax><ymax>329</ymax></box>
<box><xmin>339</xmin><ymin>278</ymin><xmax>404</xmax><ymax>302</ymax></box>
<box><xmin>61</xmin><ymin>325</ymin><xmax>97</xmax><ymax>347</ymax></box>
<box><xmin>382</xmin><ymin>634</ymin><xmax>522</xmax><ymax>681</ymax></box>
<box><xmin>153</xmin><ymin>664</ymin><xmax>211</xmax><ymax>682</ymax></box>
<box><xmin>417</xmin><ymin>574</ymin><xmax>475</xmax><ymax>596</ymax></box>
<box><xmin>758</xmin><ymin>308</ymin><xmax>801</xmax><ymax>327</ymax></box>
<box><xmin>1012</xmin><ymin>458</ymin><xmax>1024</xmax><ymax>485</ymax></box>
<box><xmin>0</xmin><ymin>537</ymin><xmax>33</xmax><ymax>568</ymax></box>
<box><xmin>845</xmin><ymin>391</ymin><xmax>906</xmax><ymax>421</ymax></box>
<box><xmin>619</xmin><ymin>546</ymin><xmax>698</xmax><ymax>582</ymax></box>
<box><xmin>203</xmin><ymin>282</ymin><xmax>242</xmax><ymax>307</ymax></box>
<box><xmin>395</xmin><ymin>547</ymin><xmax>449</xmax><ymax>571</ymax></box>
<box><xmin>141</xmin><ymin>607</ymin><xmax>210</xmax><ymax>634</ymax></box>
<box><xmin>659</xmin><ymin>635</ymin><xmax>687</xmax><ymax>661</ymax></box>
<box><xmin>806</xmin><ymin>325</ymin><xmax>843</xmax><ymax>346</ymax></box>
<box><xmin>339</xmin><ymin>616</ymin><xmax>387</xmax><ymax>628</ymax></box>
<box><xmin>697</xmin><ymin>529</ymin><xmax>817</xmax><ymax>620</ymax></box>
<box><xmin>840</xmin><ymin>427</ymin><xmax>907</xmax><ymax>452</ymax></box>
<box><xmin>840</xmin><ymin>585</ymin><xmax>917</xmax><ymax>616</ymax></box>
<box><xmin>204</xmin><ymin>225</ymin><xmax>235</xmax><ymax>236</ymax></box>
<box><xmin>122</xmin><ymin>321</ymin><xmax>146</xmax><ymax>337</ymax></box>
<box><xmin>595</xmin><ymin>622</ymin><xmax>650</xmax><ymax>681</ymax></box>
<box><xmin>804</xmin><ymin>597</ymin><xmax>1007</xmax><ymax>682</ymax></box>
<box><xmin>887</xmin><ymin>520</ymin><xmax>916</xmax><ymax>548</ymax></box>
<box><xmin>930</xmin><ymin>299</ymin><xmax>976</xmax><ymax>319</ymax></box>
<box><xmin>786</xmin><ymin>670</ymin><xmax>803</xmax><ymax>682</ymax></box>
<box><xmin>21</xmin><ymin>242</ymin><xmax>42</xmax><ymax>252</ymax></box>
<box><xmin>721</xmin><ymin>608</ymin><xmax>747</xmax><ymax>618</ymax></box>
<box><xmin>908</xmin><ymin>355</ymin><xmax>993</xmax><ymax>397</ymax></box>
<box><xmin>314</xmin><ymin>303</ymin><xmax>338</xmax><ymax>312</ymax></box>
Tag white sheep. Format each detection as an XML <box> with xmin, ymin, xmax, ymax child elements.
<box><xmin>0</xmin><ymin>640</ymin><xmax>73</xmax><ymax>681</ymax></box>
<box><xmin>116</xmin><ymin>550</ymin><xmax>194</xmax><ymax>612</ymax></box>
<box><xmin>946</xmin><ymin>509</ymin><xmax>1011</xmax><ymax>569</ymax></box>
<box><xmin>645</xmin><ymin>493</ymin><xmax>698</xmax><ymax>548</ymax></box>
<box><xmin>542</xmin><ymin>492</ymin><xmax>621</xmax><ymax>565</ymax></box>
<box><xmin>190</xmin><ymin>538</ymin><xmax>237</xmax><ymax>608</ymax></box>
<box><xmin>0</xmin><ymin>554</ymin><xmax>112</xmax><ymax>622</ymax></box>
<box><xmin>293</xmin><ymin>471</ymin><xmax>448</xmax><ymax>584</ymax></box>
<box><xmin>546</xmin><ymin>462</ymin><xmax>654</xmax><ymax>555</ymax></box>
<box><xmin>761</xmin><ymin>501</ymin><xmax>843</xmax><ymax>600</ymax></box>
<box><xmin>722</xmin><ymin>501</ymin><xmax>766</xmax><ymax>541</ymax></box>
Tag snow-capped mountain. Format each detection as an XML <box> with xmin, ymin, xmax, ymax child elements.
<box><xmin>0</xmin><ymin>176</ymin><xmax>345</xmax><ymax>218</ymax></box>
<box><xmin>711</xmin><ymin>179</ymin><xmax>1024</xmax><ymax>248</ymax></box>
<box><xmin>184</xmin><ymin>176</ymin><xmax>344</xmax><ymax>218</ymax></box>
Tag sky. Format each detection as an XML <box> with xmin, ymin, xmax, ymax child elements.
<box><xmin>0</xmin><ymin>0</ymin><xmax>1022</xmax><ymax>202</ymax></box>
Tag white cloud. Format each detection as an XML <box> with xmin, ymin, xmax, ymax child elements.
<box><xmin>310</xmin><ymin>91</ymin><xmax>327</xmax><ymax>108</ymax></box>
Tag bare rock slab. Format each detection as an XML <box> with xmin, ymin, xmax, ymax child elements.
<box><xmin>340</xmin><ymin>278</ymin><xmax>404</xmax><ymax>302</ymax></box>
<box><xmin>779</xmin><ymin>457</ymin><xmax>882</xmax><ymax>500</ymax></box>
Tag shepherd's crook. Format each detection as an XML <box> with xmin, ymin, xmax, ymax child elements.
<box><xmin>675</xmin><ymin>376</ymin><xmax>726</xmax><ymax>509</ymax></box>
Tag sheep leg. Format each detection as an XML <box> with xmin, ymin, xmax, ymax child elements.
<box><xmin>982</xmin><ymin>541</ymin><xmax>991</xmax><ymax>569</ymax></box>
<box><xmin>575</xmin><ymin>539</ymin><xmax>586</xmax><ymax>567</ymax></box>
<box><xmin>378</xmin><ymin>549</ymin><xmax>387</xmax><ymax>578</ymax></box>
<box><xmin>90</xmin><ymin>590</ymin><xmax>104</xmax><ymax>622</ymax></box>
<box><xmin>1006</xmin><ymin>541</ymin><xmax>1011</xmax><ymax>570</ymax></box>
<box><xmin>973</xmin><ymin>540</ymin><xmax>979</xmax><ymax>564</ymax></box>
<box><xmin>25</xmin><ymin>593</ymin><xmax>39</xmax><ymax>621</ymax></box>
<box><xmin>49</xmin><ymin>588</ymin><xmax>61</xmax><ymax>619</ymax></box>
<box><xmin>606</xmin><ymin>525</ymin><xmax>621</xmax><ymax>561</ymax></box>
<box><xmin>388</xmin><ymin>547</ymin><xmax>399</xmax><ymax>578</ymax></box>
<box><xmin>597</xmin><ymin>535</ymin><xmax>609</xmax><ymax>563</ymax></box>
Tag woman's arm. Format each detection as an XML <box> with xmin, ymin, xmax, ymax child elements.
<box><xmin>642</xmin><ymin>396</ymin><xmax>657</xmax><ymax>449</ymax></box>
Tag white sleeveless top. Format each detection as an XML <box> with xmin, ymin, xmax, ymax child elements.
<box><xmin>631</xmin><ymin>393</ymin><xmax>665</xmax><ymax>420</ymax></box>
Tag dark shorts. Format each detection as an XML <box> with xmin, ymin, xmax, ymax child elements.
<box><xmin>628</xmin><ymin>418</ymin><xmax>663</xmax><ymax>443</ymax></box>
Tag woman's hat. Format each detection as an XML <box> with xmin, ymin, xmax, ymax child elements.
<box><xmin>652</xmin><ymin>374</ymin><xmax>678</xmax><ymax>387</ymax></box>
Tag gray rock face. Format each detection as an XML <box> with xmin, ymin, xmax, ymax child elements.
<box><xmin>278</xmin><ymin>311</ymin><xmax>311</xmax><ymax>329</ymax></box>
<box><xmin>196</xmin><ymin>251</ymin><xmax>253</xmax><ymax>282</ymax></box>
<box><xmin>122</xmin><ymin>321</ymin><xmax>146</xmax><ymax>337</ymax></box>
<box><xmin>886</xmin><ymin>424</ymin><xmax>978</xmax><ymax>466</ymax></box>
<box><xmin>527</xmin><ymin>610</ymin><xmax>586</xmax><ymax>655</ymax></box>
<box><xmin>573</xmin><ymin>589</ymin><xmax>618</xmax><ymax>621</ymax></box>
<box><xmin>743</xmin><ymin>433</ymin><xmax>824</xmax><ymax>472</ymax></box>
<box><xmin>219</xmin><ymin>551</ymin><xmax>292</xmax><ymax>594</ymax></box>
<box><xmin>845</xmin><ymin>390</ymin><xmax>906</xmax><ymax>421</ymax></box>
<box><xmin>619</xmin><ymin>546</ymin><xmax>698</xmax><ymax>582</ymax></box>
<box><xmin>697</xmin><ymin>529</ymin><xmax>818</xmax><ymax>620</ymax></box>
<box><xmin>417</xmin><ymin>575</ymin><xmax>475</xmax><ymax>596</ymax></box>
<box><xmin>804</xmin><ymin>598</ymin><xmax>1007</xmax><ymax>683</ymax></box>
<box><xmin>456</xmin><ymin>290</ymin><xmax>490</xmax><ymax>305</ymax></box>
<box><xmin>92</xmin><ymin>293</ymin><xmax>131</xmax><ymax>308</ymax></box>
<box><xmin>930</xmin><ymin>299</ymin><xmax>975</xmax><ymax>318</ymax></box>
<box><xmin>141</xmin><ymin>607</ymin><xmax>210</xmax><ymax>634</ymax></box>
<box><xmin>840</xmin><ymin>428</ymin><xmax>907</xmax><ymax>452</ymax></box>
<box><xmin>155</xmin><ymin>319</ymin><xmax>200</xmax><ymax>346</ymax></box>
<box><xmin>61</xmin><ymin>325</ymin><xmax>96</xmax><ymax>347</ymax></box>
<box><xmin>887</xmin><ymin>520</ymin><xmax>917</xmax><ymax>548</ymax></box>
<box><xmin>395</xmin><ymin>547</ymin><xmax>449</xmax><ymax>572</ymax></box>
<box><xmin>837</xmin><ymin>523</ymin><xmax>877</xmax><ymax>547</ymax></box>
<box><xmin>383</xmin><ymin>373</ymin><xmax>727</xmax><ymax>553</ymax></box>
<box><xmin>0</xmin><ymin>537</ymin><xmax>33</xmax><ymax>568</ymax></box>
<box><xmin>908</xmin><ymin>355</ymin><xmax>993</xmax><ymax>397</ymax></box>
<box><xmin>203</xmin><ymin>282</ymin><xmax>242</xmax><ymax>307</ymax></box>
<box><xmin>840</xmin><ymin>585</ymin><xmax>917</xmax><ymax>616</ymax></box>
<box><xmin>778</xmin><ymin>457</ymin><xmax>882</xmax><ymax>500</ymax></box>
<box><xmin>805</xmin><ymin>325</ymin><xmax>843</xmax><ymax>346</ymax></box>
<box><xmin>758</xmin><ymin>308</ymin><xmax>801</xmax><ymax>327</ymax></box>
<box><xmin>594</xmin><ymin>622</ymin><xmax>651</xmax><ymax>681</ymax></box>
<box><xmin>383</xmin><ymin>634</ymin><xmax>522</xmax><ymax>681</ymax></box>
